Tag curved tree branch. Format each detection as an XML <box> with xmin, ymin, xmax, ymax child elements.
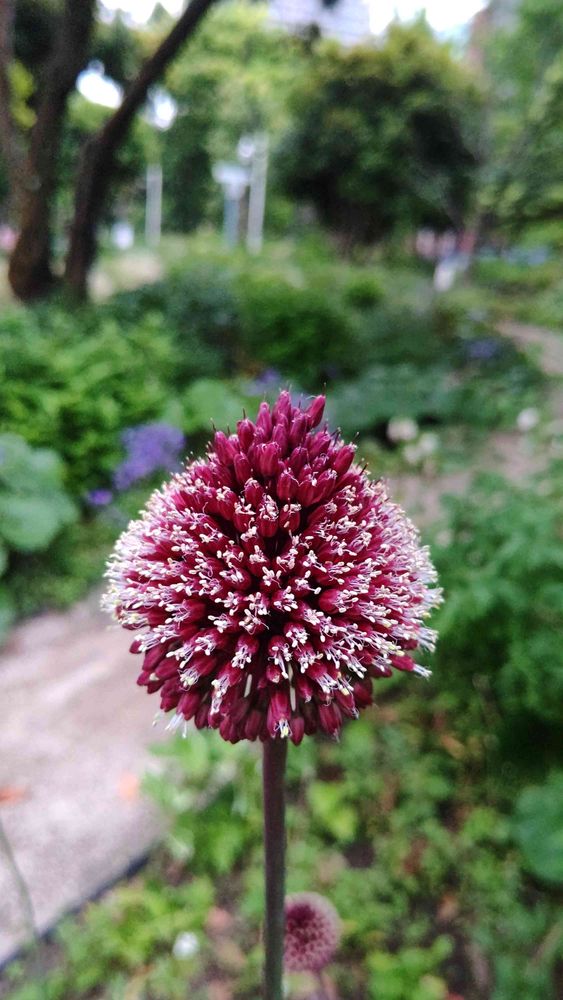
<box><xmin>64</xmin><ymin>0</ymin><xmax>217</xmax><ymax>299</ymax></box>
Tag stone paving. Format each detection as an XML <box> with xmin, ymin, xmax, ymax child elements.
<box><xmin>0</xmin><ymin>594</ymin><xmax>165</xmax><ymax>963</ymax></box>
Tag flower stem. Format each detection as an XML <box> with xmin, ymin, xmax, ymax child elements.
<box><xmin>262</xmin><ymin>737</ymin><xmax>288</xmax><ymax>1000</ymax></box>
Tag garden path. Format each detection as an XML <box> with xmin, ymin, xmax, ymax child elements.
<box><xmin>0</xmin><ymin>594</ymin><xmax>166</xmax><ymax>965</ymax></box>
<box><xmin>0</xmin><ymin>319</ymin><xmax>560</xmax><ymax>967</ymax></box>
<box><xmin>497</xmin><ymin>319</ymin><xmax>563</xmax><ymax>380</ymax></box>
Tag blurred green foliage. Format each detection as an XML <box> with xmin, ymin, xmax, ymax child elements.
<box><xmin>513</xmin><ymin>771</ymin><xmax>563</xmax><ymax>885</ymax></box>
<box><xmin>433</xmin><ymin>468</ymin><xmax>563</xmax><ymax>728</ymax></box>
<box><xmin>7</xmin><ymin>676</ymin><xmax>563</xmax><ymax>998</ymax></box>
<box><xmin>278</xmin><ymin>21</ymin><xmax>482</xmax><ymax>244</ymax></box>
<box><xmin>161</xmin><ymin>2</ymin><xmax>307</xmax><ymax>232</ymax></box>
<box><xmin>0</xmin><ymin>305</ymin><xmax>175</xmax><ymax>493</ymax></box>
<box><xmin>483</xmin><ymin>0</ymin><xmax>563</xmax><ymax>233</ymax></box>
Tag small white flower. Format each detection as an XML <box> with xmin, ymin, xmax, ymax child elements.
<box><xmin>387</xmin><ymin>417</ymin><xmax>419</xmax><ymax>443</ymax></box>
<box><xmin>418</xmin><ymin>432</ymin><xmax>438</xmax><ymax>457</ymax></box>
<box><xmin>516</xmin><ymin>408</ymin><xmax>539</xmax><ymax>432</ymax></box>
<box><xmin>173</xmin><ymin>931</ymin><xmax>199</xmax><ymax>960</ymax></box>
<box><xmin>403</xmin><ymin>443</ymin><xmax>423</xmax><ymax>466</ymax></box>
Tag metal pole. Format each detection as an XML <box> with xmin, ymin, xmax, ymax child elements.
<box><xmin>145</xmin><ymin>163</ymin><xmax>163</xmax><ymax>246</ymax></box>
<box><xmin>247</xmin><ymin>133</ymin><xmax>268</xmax><ymax>254</ymax></box>
<box><xmin>224</xmin><ymin>191</ymin><xmax>240</xmax><ymax>248</ymax></box>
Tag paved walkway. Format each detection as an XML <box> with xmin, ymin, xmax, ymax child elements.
<box><xmin>497</xmin><ymin>320</ymin><xmax>563</xmax><ymax>379</ymax></box>
<box><xmin>0</xmin><ymin>595</ymin><xmax>165</xmax><ymax>963</ymax></box>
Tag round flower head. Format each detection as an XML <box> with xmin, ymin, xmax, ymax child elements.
<box><xmin>103</xmin><ymin>392</ymin><xmax>441</xmax><ymax>744</ymax></box>
<box><xmin>284</xmin><ymin>892</ymin><xmax>340</xmax><ymax>973</ymax></box>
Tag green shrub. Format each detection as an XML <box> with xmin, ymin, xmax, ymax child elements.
<box><xmin>368</xmin><ymin>937</ymin><xmax>452</xmax><ymax>1000</ymax></box>
<box><xmin>236</xmin><ymin>272</ymin><xmax>355</xmax><ymax>385</ymax></box>
<box><xmin>433</xmin><ymin>467</ymin><xmax>563</xmax><ymax>726</ymax></box>
<box><xmin>108</xmin><ymin>264</ymin><xmax>239</xmax><ymax>378</ymax></box>
<box><xmin>343</xmin><ymin>271</ymin><xmax>384</xmax><ymax>310</ymax></box>
<box><xmin>144</xmin><ymin>730</ymin><xmax>262</xmax><ymax>876</ymax></box>
<box><xmin>327</xmin><ymin>356</ymin><xmax>540</xmax><ymax>437</ymax></box>
<box><xmin>327</xmin><ymin>364</ymin><xmax>454</xmax><ymax>435</ymax></box>
<box><xmin>0</xmin><ymin>306</ymin><xmax>176</xmax><ymax>493</ymax></box>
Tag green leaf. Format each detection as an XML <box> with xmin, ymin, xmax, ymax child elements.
<box><xmin>307</xmin><ymin>781</ymin><xmax>358</xmax><ymax>843</ymax></box>
<box><xmin>0</xmin><ymin>585</ymin><xmax>15</xmax><ymax>644</ymax></box>
<box><xmin>0</xmin><ymin>433</ymin><xmax>65</xmax><ymax>494</ymax></box>
<box><xmin>513</xmin><ymin>772</ymin><xmax>563</xmax><ymax>885</ymax></box>
<box><xmin>0</xmin><ymin>494</ymin><xmax>74</xmax><ymax>552</ymax></box>
<box><xmin>182</xmin><ymin>379</ymin><xmax>251</xmax><ymax>434</ymax></box>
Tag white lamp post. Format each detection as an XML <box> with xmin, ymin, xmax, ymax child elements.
<box><xmin>212</xmin><ymin>162</ymin><xmax>250</xmax><ymax>247</ymax></box>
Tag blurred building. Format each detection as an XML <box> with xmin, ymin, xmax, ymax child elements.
<box><xmin>270</xmin><ymin>0</ymin><xmax>372</xmax><ymax>46</ymax></box>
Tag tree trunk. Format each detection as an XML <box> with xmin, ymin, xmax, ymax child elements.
<box><xmin>64</xmin><ymin>0</ymin><xmax>217</xmax><ymax>301</ymax></box>
<box><xmin>7</xmin><ymin>0</ymin><xmax>96</xmax><ymax>301</ymax></box>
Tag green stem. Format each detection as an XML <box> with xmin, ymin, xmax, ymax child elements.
<box><xmin>262</xmin><ymin>737</ymin><xmax>288</xmax><ymax>1000</ymax></box>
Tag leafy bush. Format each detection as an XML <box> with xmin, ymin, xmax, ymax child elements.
<box><xmin>7</xmin><ymin>692</ymin><xmax>563</xmax><ymax>999</ymax></box>
<box><xmin>108</xmin><ymin>264</ymin><xmax>239</xmax><ymax>378</ymax></box>
<box><xmin>0</xmin><ymin>305</ymin><xmax>176</xmax><ymax>493</ymax></box>
<box><xmin>145</xmin><ymin>730</ymin><xmax>262</xmax><ymax>876</ymax></box>
<box><xmin>368</xmin><ymin>937</ymin><xmax>452</xmax><ymax>1000</ymax></box>
<box><xmin>278</xmin><ymin>21</ymin><xmax>481</xmax><ymax>244</ymax></box>
<box><xmin>343</xmin><ymin>271</ymin><xmax>385</xmax><ymax>310</ymax></box>
<box><xmin>327</xmin><ymin>356</ymin><xmax>540</xmax><ymax>438</ymax></box>
<box><xmin>236</xmin><ymin>272</ymin><xmax>355</xmax><ymax>385</ymax></box>
<box><xmin>434</xmin><ymin>467</ymin><xmax>563</xmax><ymax>726</ymax></box>
<box><xmin>0</xmin><ymin>434</ymin><xmax>77</xmax><ymax>639</ymax></box>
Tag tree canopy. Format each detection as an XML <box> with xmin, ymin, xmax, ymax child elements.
<box><xmin>277</xmin><ymin>21</ymin><xmax>483</xmax><ymax>245</ymax></box>
<box><xmin>482</xmin><ymin>0</ymin><xmax>563</xmax><ymax>234</ymax></box>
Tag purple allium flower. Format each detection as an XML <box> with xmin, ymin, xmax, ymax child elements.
<box><xmin>284</xmin><ymin>893</ymin><xmax>340</xmax><ymax>973</ymax></box>
<box><xmin>113</xmin><ymin>423</ymin><xmax>185</xmax><ymax>492</ymax></box>
<box><xmin>103</xmin><ymin>392</ymin><xmax>441</xmax><ymax>744</ymax></box>
<box><xmin>86</xmin><ymin>488</ymin><xmax>114</xmax><ymax>507</ymax></box>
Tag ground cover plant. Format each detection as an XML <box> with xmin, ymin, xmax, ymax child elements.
<box><xmin>4</xmin><ymin>670</ymin><xmax>562</xmax><ymax>999</ymax></box>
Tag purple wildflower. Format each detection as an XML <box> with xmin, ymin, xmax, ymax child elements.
<box><xmin>465</xmin><ymin>338</ymin><xmax>502</xmax><ymax>362</ymax></box>
<box><xmin>113</xmin><ymin>423</ymin><xmax>185</xmax><ymax>492</ymax></box>
<box><xmin>248</xmin><ymin>368</ymin><xmax>283</xmax><ymax>394</ymax></box>
<box><xmin>87</xmin><ymin>488</ymin><xmax>114</xmax><ymax>507</ymax></box>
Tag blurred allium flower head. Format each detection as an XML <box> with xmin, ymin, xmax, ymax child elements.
<box><xmin>103</xmin><ymin>392</ymin><xmax>441</xmax><ymax>743</ymax></box>
<box><xmin>284</xmin><ymin>892</ymin><xmax>340</xmax><ymax>973</ymax></box>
